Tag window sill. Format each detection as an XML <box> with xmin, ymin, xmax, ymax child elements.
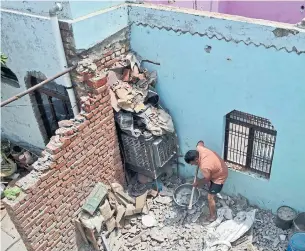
<box><xmin>226</xmin><ymin>162</ymin><xmax>270</xmax><ymax>181</ymax></box>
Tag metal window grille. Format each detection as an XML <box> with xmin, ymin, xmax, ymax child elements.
<box><xmin>224</xmin><ymin>110</ymin><xmax>277</xmax><ymax>178</ymax></box>
<box><xmin>31</xmin><ymin>76</ymin><xmax>73</xmax><ymax>139</ymax></box>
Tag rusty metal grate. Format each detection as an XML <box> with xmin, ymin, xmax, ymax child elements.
<box><xmin>224</xmin><ymin>110</ymin><xmax>277</xmax><ymax>178</ymax></box>
<box><xmin>120</xmin><ymin>132</ymin><xmax>177</xmax><ymax>178</ymax></box>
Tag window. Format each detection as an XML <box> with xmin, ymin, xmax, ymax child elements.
<box><xmin>224</xmin><ymin>110</ymin><xmax>277</xmax><ymax>178</ymax></box>
<box><xmin>1</xmin><ymin>65</ymin><xmax>20</xmax><ymax>88</ymax></box>
<box><xmin>30</xmin><ymin>76</ymin><xmax>73</xmax><ymax>139</ymax></box>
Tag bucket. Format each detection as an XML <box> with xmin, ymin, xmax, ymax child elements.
<box><xmin>276</xmin><ymin>206</ymin><xmax>297</xmax><ymax>230</ymax></box>
<box><xmin>287</xmin><ymin>232</ymin><xmax>305</xmax><ymax>251</ymax></box>
<box><xmin>173</xmin><ymin>183</ymin><xmax>200</xmax><ymax>208</ymax></box>
<box><xmin>293</xmin><ymin>213</ymin><xmax>305</xmax><ymax>233</ymax></box>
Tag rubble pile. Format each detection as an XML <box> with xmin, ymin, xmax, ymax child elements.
<box><xmin>107</xmin><ymin>52</ymin><xmax>175</xmax><ymax>137</ymax></box>
<box><xmin>251</xmin><ymin>210</ymin><xmax>293</xmax><ymax>251</ymax></box>
<box><xmin>79</xmin><ymin>177</ymin><xmax>293</xmax><ymax>251</ymax></box>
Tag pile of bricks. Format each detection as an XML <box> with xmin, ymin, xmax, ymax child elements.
<box><xmin>3</xmin><ymin>76</ymin><xmax>124</xmax><ymax>251</ymax></box>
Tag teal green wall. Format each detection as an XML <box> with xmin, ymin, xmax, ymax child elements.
<box><xmin>69</xmin><ymin>1</ymin><xmax>125</xmax><ymax>19</ymax></box>
<box><xmin>129</xmin><ymin>8</ymin><xmax>305</xmax><ymax>212</ymax></box>
<box><xmin>67</xmin><ymin>2</ymin><xmax>305</xmax><ymax>213</ymax></box>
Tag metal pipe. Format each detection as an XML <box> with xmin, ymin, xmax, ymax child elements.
<box><xmin>49</xmin><ymin>3</ymin><xmax>79</xmax><ymax>116</ymax></box>
<box><xmin>1</xmin><ymin>65</ymin><xmax>77</xmax><ymax>107</ymax></box>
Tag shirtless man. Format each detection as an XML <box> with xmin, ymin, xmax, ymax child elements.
<box><xmin>184</xmin><ymin>141</ymin><xmax>228</xmax><ymax>222</ymax></box>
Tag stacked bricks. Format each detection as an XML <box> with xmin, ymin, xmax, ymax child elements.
<box><xmin>59</xmin><ymin>22</ymin><xmax>130</xmax><ymax>109</ymax></box>
<box><xmin>3</xmin><ymin>78</ymin><xmax>124</xmax><ymax>251</ymax></box>
<box><xmin>93</xmin><ymin>45</ymin><xmax>128</xmax><ymax>71</ymax></box>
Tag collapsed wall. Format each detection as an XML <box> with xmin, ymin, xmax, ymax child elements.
<box><xmin>3</xmin><ymin>58</ymin><xmax>126</xmax><ymax>251</ymax></box>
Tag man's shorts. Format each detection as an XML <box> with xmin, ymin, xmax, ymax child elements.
<box><xmin>208</xmin><ymin>181</ymin><xmax>223</xmax><ymax>195</ymax></box>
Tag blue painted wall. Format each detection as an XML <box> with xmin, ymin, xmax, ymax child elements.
<box><xmin>72</xmin><ymin>6</ymin><xmax>128</xmax><ymax>50</ymax></box>
<box><xmin>130</xmin><ymin>23</ymin><xmax>305</xmax><ymax>212</ymax></box>
<box><xmin>69</xmin><ymin>1</ymin><xmax>125</xmax><ymax>19</ymax></box>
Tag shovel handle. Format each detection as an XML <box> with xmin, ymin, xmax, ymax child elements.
<box><xmin>188</xmin><ymin>166</ymin><xmax>200</xmax><ymax>209</ymax></box>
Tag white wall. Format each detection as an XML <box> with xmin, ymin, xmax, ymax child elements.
<box><xmin>1</xmin><ymin>10</ymin><xmax>65</xmax><ymax>150</ymax></box>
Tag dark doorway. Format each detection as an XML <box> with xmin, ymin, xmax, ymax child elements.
<box><xmin>30</xmin><ymin>76</ymin><xmax>73</xmax><ymax>139</ymax></box>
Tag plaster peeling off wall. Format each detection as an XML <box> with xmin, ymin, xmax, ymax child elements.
<box><xmin>1</xmin><ymin>11</ymin><xmax>65</xmax><ymax>149</ymax></box>
<box><xmin>129</xmin><ymin>4</ymin><xmax>305</xmax><ymax>212</ymax></box>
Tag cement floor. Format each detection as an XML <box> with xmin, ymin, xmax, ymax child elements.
<box><xmin>1</xmin><ymin>208</ymin><xmax>27</xmax><ymax>251</ymax></box>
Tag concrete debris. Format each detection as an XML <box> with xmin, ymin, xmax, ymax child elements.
<box><xmin>116</xmin><ymin>190</ymin><xmax>135</xmax><ymax>204</ymax></box>
<box><xmin>99</xmin><ymin>199</ymin><xmax>113</xmax><ymax>221</ymax></box>
<box><xmin>272</xmin><ymin>237</ymin><xmax>280</xmax><ymax>248</ymax></box>
<box><xmin>106</xmin><ymin>217</ymin><xmax>116</xmax><ymax>232</ymax></box>
<box><xmin>125</xmin><ymin>204</ymin><xmax>136</xmax><ymax>216</ymax></box>
<box><xmin>134</xmin><ymin>191</ymin><xmax>148</xmax><ymax>214</ymax></box>
<box><xmin>142</xmin><ymin>215</ymin><xmax>157</xmax><ymax>227</ymax></box>
<box><xmin>279</xmin><ymin>234</ymin><xmax>286</xmax><ymax>242</ymax></box>
<box><xmin>116</xmin><ymin>205</ymin><xmax>126</xmax><ymax>223</ymax></box>
<box><xmin>108</xmin><ymin>52</ymin><xmax>175</xmax><ymax>137</ymax></box>
<box><xmin>148</xmin><ymin>189</ymin><xmax>158</xmax><ymax>198</ymax></box>
<box><xmin>150</xmin><ymin>231</ymin><xmax>164</xmax><ymax>243</ymax></box>
<box><xmin>155</xmin><ymin>196</ymin><xmax>172</xmax><ymax>205</ymax></box>
<box><xmin>77</xmin><ymin>177</ymin><xmax>292</xmax><ymax>251</ymax></box>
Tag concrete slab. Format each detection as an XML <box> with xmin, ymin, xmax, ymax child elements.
<box><xmin>1</xmin><ymin>209</ymin><xmax>27</xmax><ymax>251</ymax></box>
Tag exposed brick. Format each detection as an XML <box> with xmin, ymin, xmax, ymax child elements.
<box><xmin>46</xmin><ymin>142</ymin><xmax>62</xmax><ymax>155</ymax></box>
<box><xmin>4</xmin><ymin>79</ymin><xmax>125</xmax><ymax>251</ymax></box>
<box><xmin>93</xmin><ymin>84</ymin><xmax>108</xmax><ymax>95</ymax></box>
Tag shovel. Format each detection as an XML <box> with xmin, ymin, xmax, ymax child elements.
<box><xmin>188</xmin><ymin>166</ymin><xmax>200</xmax><ymax>210</ymax></box>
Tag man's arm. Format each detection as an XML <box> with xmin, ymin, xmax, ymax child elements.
<box><xmin>193</xmin><ymin>168</ymin><xmax>211</xmax><ymax>187</ymax></box>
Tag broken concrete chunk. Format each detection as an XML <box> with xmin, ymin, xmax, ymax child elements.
<box><xmin>272</xmin><ymin>238</ymin><xmax>280</xmax><ymax>248</ymax></box>
<box><xmin>148</xmin><ymin>189</ymin><xmax>158</xmax><ymax>198</ymax></box>
<box><xmin>99</xmin><ymin>199</ymin><xmax>114</xmax><ymax>221</ymax></box>
<box><xmin>112</xmin><ymin>182</ymin><xmax>124</xmax><ymax>192</ymax></box>
<box><xmin>279</xmin><ymin>234</ymin><xmax>286</xmax><ymax>242</ymax></box>
<box><xmin>116</xmin><ymin>205</ymin><xmax>126</xmax><ymax>223</ymax></box>
<box><xmin>142</xmin><ymin>204</ymin><xmax>149</xmax><ymax>215</ymax></box>
<box><xmin>155</xmin><ymin>196</ymin><xmax>172</xmax><ymax>205</ymax></box>
<box><xmin>134</xmin><ymin>191</ymin><xmax>148</xmax><ymax>214</ymax></box>
<box><xmin>125</xmin><ymin>204</ymin><xmax>136</xmax><ymax>216</ymax></box>
<box><xmin>150</xmin><ymin>231</ymin><xmax>164</xmax><ymax>243</ymax></box>
<box><xmin>116</xmin><ymin>190</ymin><xmax>135</xmax><ymax>204</ymax></box>
<box><xmin>129</xmin><ymin>226</ymin><xmax>137</xmax><ymax>234</ymax></box>
<box><xmin>106</xmin><ymin>217</ymin><xmax>116</xmax><ymax>232</ymax></box>
<box><xmin>142</xmin><ymin>215</ymin><xmax>156</xmax><ymax>228</ymax></box>
<box><xmin>236</xmin><ymin>194</ymin><xmax>248</xmax><ymax>211</ymax></box>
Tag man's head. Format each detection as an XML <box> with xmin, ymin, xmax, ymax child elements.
<box><xmin>184</xmin><ymin>150</ymin><xmax>199</xmax><ymax>166</ymax></box>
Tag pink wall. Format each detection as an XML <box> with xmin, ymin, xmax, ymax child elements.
<box><xmin>146</xmin><ymin>1</ymin><xmax>305</xmax><ymax>24</ymax></box>
<box><xmin>219</xmin><ymin>1</ymin><xmax>305</xmax><ymax>24</ymax></box>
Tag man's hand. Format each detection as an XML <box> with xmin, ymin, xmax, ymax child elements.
<box><xmin>193</xmin><ymin>178</ymin><xmax>204</xmax><ymax>187</ymax></box>
<box><xmin>193</xmin><ymin>178</ymin><xmax>209</xmax><ymax>188</ymax></box>
<box><xmin>193</xmin><ymin>180</ymin><xmax>199</xmax><ymax>187</ymax></box>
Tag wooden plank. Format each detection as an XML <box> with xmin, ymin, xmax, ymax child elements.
<box><xmin>75</xmin><ymin>219</ymin><xmax>89</xmax><ymax>244</ymax></box>
<box><xmin>84</xmin><ymin>227</ymin><xmax>99</xmax><ymax>251</ymax></box>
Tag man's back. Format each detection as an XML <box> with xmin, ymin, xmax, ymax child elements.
<box><xmin>197</xmin><ymin>145</ymin><xmax>228</xmax><ymax>184</ymax></box>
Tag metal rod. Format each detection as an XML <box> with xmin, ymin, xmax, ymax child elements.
<box><xmin>1</xmin><ymin>65</ymin><xmax>77</xmax><ymax>108</ymax></box>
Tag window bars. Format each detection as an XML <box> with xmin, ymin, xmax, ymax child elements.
<box><xmin>31</xmin><ymin>76</ymin><xmax>73</xmax><ymax>139</ymax></box>
<box><xmin>224</xmin><ymin>110</ymin><xmax>277</xmax><ymax>178</ymax></box>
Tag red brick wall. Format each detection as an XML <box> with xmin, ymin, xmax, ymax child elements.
<box><xmin>3</xmin><ymin>83</ymin><xmax>124</xmax><ymax>251</ymax></box>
